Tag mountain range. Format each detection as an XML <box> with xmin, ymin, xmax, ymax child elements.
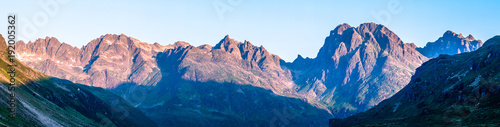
<box><xmin>9</xmin><ymin>22</ymin><xmax>489</xmax><ymax>126</ymax></box>
<box><xmin>330</xmin><ymin>35</ymin><xmax>500</xmax><ymax>126</ymax></box>
<box><xmin>16</xmin><ymin>34</ymin><xmax>172</xmax><ymax>88</ymax></box>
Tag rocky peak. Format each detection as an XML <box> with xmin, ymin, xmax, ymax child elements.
<box><xmin>357</xmin><ymin>22</ymin><xmax>379</xmax><ymax>33</ymax></box>
<box><xmin>35</xmin><ymin>37</ymin><xmax>62</xmax><ymax>49</ymax></box>
<box><xmin>98</xmin><ymin>34</ymin><xmax>131</xmax><ymax>45</ymax></box>
<box><xmin>466</xmin><ymin>34</ymin><xmax>476</xmax><ymax>40</ymax></box>
<box><xmin>417</xmin><ymin>31</ymin><xmax>483</xmax><ymax>58</ymax></box>
<box><xmin>330</xmin><ymin>23</ymin><xmax>352</xmax><ymax>35</ymax></box>
<box><xmin>211</xmin><ymin>35</ymin><xmax>279</xmax><ymax>67</ymax></box>
<box><xmin>197</xmin><ymin>44</ymin><xmax>212</xmax><ymax>49</ymax></box>
<box><xmin>294</xmin><ymin>54</ymin><xmax>305</xmax><ymax>62</ymax></box>
<box><xmin>16</xmin><ymin>36</ymin><xmax>67</xmax><ymax>59</ymax></box>
<box><xmin>213</xmin><ymin>35</ymin><xmax>240</xmax><ymax>52</ymax></box>
<box><xmin>153</xmin><ymin>42</ymin><xmax>161</xmax><ymax>46</ymax></box>
<box><xmin>443</xmin><ymin>30</ymin><xmax>456</xmax><ymax>37</ymax></box>
<box><xmin>442</xmin><ymin>30</ymin><xmax>465</xmax><ymax>39</ymax></box>
<box><xmin>317</xmin><ymin>23</ymin><xmax>408</xmax><ymax>62</ymax></box>
<box><xmin>173</xmin><ymin>41</ymin><xmax>191</xmax><ymax>48</ymax></box>
<box><xmin>242</xmin><ymin>40</ymin><xmax>253</xmax><ymax>48</ymax></box>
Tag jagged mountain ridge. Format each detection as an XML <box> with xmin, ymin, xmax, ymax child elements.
<box><xmin>0</xmin><ymin>34</ymin><xmax>157</xmax><ymax>127</ymax></box>
<box><xmin>16</xmin><ymin>23</ymin><xmax>441</xmax><ymax>123</ymax></box>
<box><xmin>284</xmin><ymin>23</ymin><xmax>428</xmax><ymax>118</ymax></box>
<box><xmin>16</xmin><ymin>34</ymin><xmax>300</xmax><ymax>96</ymax></box>
<box><xmin>331</xmin><ymin>35</ymin><xmax>500</xmax><ymax>126</ymax></box>
<box><xmin>169</xmin><ymin>35</ymin><xmax>295</xmax><ymax>94</ymax></box>
<box><xmin>16</xmin><ymin>33</ymin><xmax>329</xmax><ymax>126</ymax></box>
<box><xmin>417</xmin><ymin>30</ymin><xmax>483</xmax><ymax>58</ymax></box>
<box><xmin>16</xmin><ymin>34</ymin><xmax>173</xmax><ymax>88</ymax></box>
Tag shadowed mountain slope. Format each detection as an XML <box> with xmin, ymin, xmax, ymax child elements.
<box><xmin>417</xmin><ymin>30</ymin><xmax>483</xmax><ymax>58</ymax></box>
<box><xmin>0</xmin><ymin>34</ymin><xmax>156</xmax><ymax>127</ymax></box>
<box><xmin>284</xmin><ymin>23</ymin><xmax>428</xmax><ymax>118</ymax></box>
<box><xmin>331</xmin><ymin>35</ymin><xmax>500</xmax><ymax>126</ymax></box>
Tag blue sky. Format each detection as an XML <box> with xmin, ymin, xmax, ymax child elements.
<box><xmin>1</xmin><ymin>0</ymin><xmax>499</xmax><ymax>61</ymax></box>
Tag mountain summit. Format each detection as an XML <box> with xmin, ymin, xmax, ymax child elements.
<box><xmin>331</xmin><ymin>35</ymin><xmax>500</xmax><ymax>126</ymax></box>
<box><xmin>285</xmin><ymin>22</ymin><xmax>428</xmax><ymax>118</ymax></box>
<box><xmin>416</xmin><ymin>30</ymin><xmax>483</xmax><ymax>58</ymax></box>
<box><xmin>14</xmin><ymin>23</ymin><xmax>441</xmax><ymax>125</ymax></box>
<box><xmin>16</xmin><ymin>34</ymin><xmax>332</xmax><ymax>126</ymax></box>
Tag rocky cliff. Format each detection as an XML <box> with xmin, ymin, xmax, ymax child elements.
<box><xmin>331</xmin><ymin>35</ymin><xmax>500</xmax><ymax>126</ymax></box>
<box><xmin>285</xmin><ymin>23</ymin><xmax>428</xmax><ymax>118</ymax></box>
<box><xmin>0</xmin><ymin>34</ymin><xmax>157</xmax><ymax>127</ymax></box>
<box><xmin>16</xmin><ymin>34</ymin><xmax>173</xmax><ymax>88</ymax></box>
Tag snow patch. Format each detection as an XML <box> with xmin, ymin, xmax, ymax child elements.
<box><xmin>393</xmin><ymin>102</ymin><xmax>401</xmax><ymax>112</ymax></box>
<box><xmin>468</xmin><ymin>75</ymin><xmax>481</xmax><ymax>87</ymax></box>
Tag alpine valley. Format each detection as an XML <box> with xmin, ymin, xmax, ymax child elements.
<box><xmin>6</xmin><ymin>22</ymin><xmax>493</xmax><ymax>126</ymax></box>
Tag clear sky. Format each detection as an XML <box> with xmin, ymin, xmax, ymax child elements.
<box><xmin>1</xmin><ymin>0</ymin><xmax>499</xmax><ymax>61</ymax></box>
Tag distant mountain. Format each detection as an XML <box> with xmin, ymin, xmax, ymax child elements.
<box><xmin>0</xmin><ymin>34</ymin><xmax>156</xmax><ymax>127</ymax></box>
<box><xmin>283</xmin><ymin>23</ymin><xmax>428</xmax><ymax>118</ymax></box>
<box><xmin>16</xmin><ymin>23</ymin><xmax>432</xmax><ymax>124</ymax></box>
<box><xmin>331</xmin><ymin>36</ymin><xmax>500</xmax><ymax>126</ymax></box>
<box><xmin>15</xmin><ymin>34</ymin><xmax>333</xmax><ymax>126</ymax></box>
<box><xmin>417</xmin><ymin>30</ymin><xmax>483</xmax><ymax>58</ymax></box>
<box><xmin>16</xmin><ymin>34</ymin><xmax>173</xmax><ymax>88</ymax></box>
